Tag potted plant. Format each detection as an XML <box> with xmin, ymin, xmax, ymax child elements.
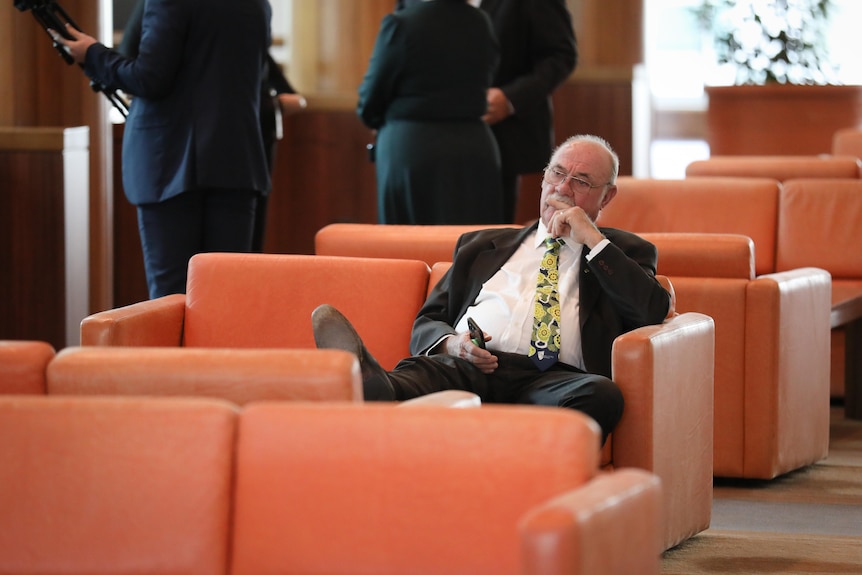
<box><xmin>694</xmin><ymin>0</ymin><xmax>838</xmax><ymax>86</ymax></box>
<box><xmin>693</xmin><ymin>0</ymin><xmax>862</xmax><ymax>155</ymax></box>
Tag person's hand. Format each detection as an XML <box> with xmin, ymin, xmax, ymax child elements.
<box><xmin>546</xmin><ymin>197</ymin><xmax>606</xmax><ymax>248</ymax></box>
<box><xmin>48</xmin><ymin>23</ymin><xmax>97</xmax><ymax>65</ymax></box>
<box><xmin>444</xmin><ymin>331</ymin><xmax>498</xmax><ymax>374</ymax></box>
<box><xmin>482</xmin><ymin>87</ymin><xmax>512</xmax><ymax>125</ymax></box>
<box><xmin>277</xmin><ymin>93</ymin><xmax>307</xmax><ymax>114</ymax></box>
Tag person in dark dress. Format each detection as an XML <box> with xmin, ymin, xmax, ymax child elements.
<box><xmin>358</xmin><ymin>0</ymin><xmax>503</xmax><ymax>225</ymax></box>
<box><xmin>400</xmin><ymin>0</ymin><xmax>577</xmax><ymax>224</ymax></box>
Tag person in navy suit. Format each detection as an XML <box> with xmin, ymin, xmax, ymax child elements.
<box><xmin>399</xmin><ymin>0</ymin><xmax>577</xmax><ymax>223</ymax></box>
<box><xmin>115</xmin><ymin>0</ymin><xmax>303</xmax><ymax>254</ymax></box>
<box><xmin>312</xmin><ymin>135</ymin><xmax>672</xmax><ymax>443</ymax></box>
<box><xmin>54</xmin><ymin>0</ymin><xmax>271</xmax><ymax>298</ymax></box>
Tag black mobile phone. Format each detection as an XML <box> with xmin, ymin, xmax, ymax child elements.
<box><xmin>467</xmin><ymin>317</ymin><xmax>485</xmax><ymax>349</ymax></box>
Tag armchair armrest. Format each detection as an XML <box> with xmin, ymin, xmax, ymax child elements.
<box><xmin>398</xmin><ymin>390</ymin><xmax>482</xmax><ymax>408</ymax></box>
<box><xmin>610</xmin><ymin>312</ymin><xmax>715</xmax><ymax>550</ymax></box>
<box><xmin>80</xmin><ymin>294</ymin><xmax>186</xmax><ymax>346</ymax></box>
<box><xmin>519</xmin><ymin>468</ymin><xmax>662</xmax><ymax>575</ymax></box>
<box><xmin>744</xmin><ymin>267</ymin><xmax>832</xmax><ymax>478</ymax></box>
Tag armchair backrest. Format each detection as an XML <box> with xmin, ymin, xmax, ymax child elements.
<box><xmin>599</xmin><ymin>176</ymin><xmax>778</xmax><ymax>275</ymax></box>
<box><xmin>685</xmin><ymin>155</ymin><xmax>862</xmax><ymax>180</ymax></box>
<box><xmin>182</xmin><ymin>253</ymin><xmax>431</xmax><ymax>370</ymax></box>
<box><xmin>231</xmin><ymin>403</ymin><xmax>600</xmax><ymax>575</ymax></box>
<box><xmin>0</xmin><ymin>396</ymin><xmax>237</xmax><ymax>575</ymax></box>
<box><xmin>315</xmin><ymin>223</ymin><xmax>520</xmax><ymax>265</ymax></box>
<box><xmin>47</xmin><ymin>346</ymin><xmax>362</xmax><ymax>405</ymax></box>
<box><xmin>776</xmin><ymin>178</ymin><xmax>862</xmax><ymax>280</ymax></box>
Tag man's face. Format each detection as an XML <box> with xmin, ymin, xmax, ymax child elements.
<box><xmin>539</xmin><ymin>140</ymin><xmax>617</xmax><ymax>226</ymax></box>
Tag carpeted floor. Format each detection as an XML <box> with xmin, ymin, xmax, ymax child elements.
<box><xmin>661</xmin><ymin>407</ymin><xmax>862</xmax><ymax>574</ymax></box>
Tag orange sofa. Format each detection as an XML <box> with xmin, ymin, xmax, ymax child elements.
<box><xmin>80</xmin><ymin>251</ymin><xmax>715</xmax><ymax>551</ymax></box>
<box><xmin>0</xmin><ymin>340</ymin><xmax>55</xmax><ymax>395</ymax></box>
<box><xmin>0</xmin><ymin>395</ymin><xmax>663</xmax><ymax>575</ymax></box>
<box><xmin>314</xmin><ymin>221</ymin><xmax>831</xmax><ymax>480</ymax></box>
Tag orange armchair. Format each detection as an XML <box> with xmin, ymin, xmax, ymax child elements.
<box><xmin>599</xmin><ymin>176</ymin><xmax>833</xmax><ymax>479</ymax></box>
<box><xmin>231</xmin><ymin>402</ymin><xmax>663</xmax><ymax>575</ymax></box>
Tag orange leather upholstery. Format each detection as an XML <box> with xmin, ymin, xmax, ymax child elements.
<box><xmin>603</xmin><ymin>182</ymin><xmax>832</xmax><ymax>479</ymax></box>
<box><xmin>0</xmin><ymin>395</ymin><xmax>237</xmax><ymax>575</ymax></box>
<box><xmin>232</xmin><ymin>402</ymin><xmax>663</xmax><ymax>575</ymax></box>
<box><xmin>82</xmin><ymin>253</ymin><xmax>431</xmax><ymax>371</ymax></box>
<box><xmin>777</xmin><ymin>178</ymin><xmax>862</xmax><ymax>398</ymax></box>
<box><xmin>315</xmin><ymin>223</ymin><xmax>519</xmax><ymax>265</ymax></box>
<box><xmin>600</xmin><ymin>176</ymin><xmax>779</xmax><ymax>276</ymax></box>
<box><xmin>47</xmin><ymin>346</ymin><xmax>363</xmax><ymax>404</ymax></box>
<box><xmin>0</xmin><ymin>340</ymin><xmax>55</xmax><ymax>395</ymax></box>
<box><xmin>685</xmin><ymin>154</ymin><xmax>862</xmax><ymax>180</ymax></box>
<box><xmin>45</xmin><ymin>345</ymin><xmax>477</xmax><ymax>408</ymax></box>
<box><xmin>832</xmin><ymin>127</ymin><xmax>862</xmax><ymax>159</ymax></box>
<box><xmin>81</xmin><ymin>243</ymin><xmax>712</xmax><ymax>551</ymax></box>
<box><xmin>312</xmin><ymin>220</ymin><xmax>833</xmax><ymax>480</ymax></box>
<box><xmin>0</xmin><ymin>396</ymin><xmax>662</xmax><ymax>575</ymax></box>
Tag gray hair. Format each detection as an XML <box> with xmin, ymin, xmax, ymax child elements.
<box><xmin>551</xmin><ymin>134</ymin><xmax>619</xmax><ymax>184</ymax></box>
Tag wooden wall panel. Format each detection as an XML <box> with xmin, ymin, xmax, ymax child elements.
<box><xmin>0</xmin><ymin>128</ymin><xmax>89</xmax><ymax>350</ymax></box>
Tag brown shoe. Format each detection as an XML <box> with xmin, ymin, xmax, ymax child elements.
<box><xmin>311</xmin><ymin>304</ymin><xmax>396</xmax><ymax>401</ymax></box>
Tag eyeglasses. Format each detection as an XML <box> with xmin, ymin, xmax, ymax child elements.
<box><xmin>543</xmin><ymin>167</ymin><xmax>609</xmax><ymax>193</ymax></box>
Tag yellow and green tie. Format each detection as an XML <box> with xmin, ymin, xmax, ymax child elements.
<box><xmin>529</xmin><ymin>237</ymin><xmax>563</xmax><ymax>370</ymax></box>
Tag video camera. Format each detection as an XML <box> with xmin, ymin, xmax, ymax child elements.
<box><xmin>14</xmin><ymin>0</ymin><xmax>130</xmax><ymax>118</ymax></box>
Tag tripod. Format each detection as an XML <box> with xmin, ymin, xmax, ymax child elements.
<box><xmin>15</xmin><ymin>0</ymin><xmax>131</xmax><ymax>118</ymax></box>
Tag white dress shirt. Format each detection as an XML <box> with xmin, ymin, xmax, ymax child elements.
<box><xmin>453</xmin><ymin>221</ymin><xmax>609</xmax><ymax>369</ymax></box>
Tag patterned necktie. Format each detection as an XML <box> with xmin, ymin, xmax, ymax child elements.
<box><xmin>529</xmin><ymin>237</ymin><xmax>563</xmax><ymax>371</ymax></box>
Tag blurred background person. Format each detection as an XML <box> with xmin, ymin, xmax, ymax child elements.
<box><xmin>57</xmin><ymin>0</ymin><xmax>271</xmax><ymax>299</ymax></box>
<box><xmin>119</xmin><ymin>0</ymin><xmax>305</xmax><ymax>253</ymax></box>
<box><xmin>400</xmin><ymin>0</ymin><xmax>577</xmax><ymax>224</ymax></box>
<box><xmin>359</xmin><ymin>0</ymin><xmax>503</xmax><ymax>225</ymax></box>
<box><xmin>255</xmin><ymin>55</ymin><xmax>306</xmax><ymax>252</ymax></box>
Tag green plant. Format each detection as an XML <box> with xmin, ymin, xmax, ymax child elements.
<box><xmin>694</xmin><ymin>0</ymin><xmax>839</xmax><ymax>85</ymax></box>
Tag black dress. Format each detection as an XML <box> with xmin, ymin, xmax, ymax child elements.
<box><xmin>358</xmin><ymin>0</ymin><xmax>503</xmax><ymax>224</ymax></box>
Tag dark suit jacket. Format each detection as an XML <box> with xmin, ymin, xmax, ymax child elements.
<box><xmin>481</xmin><ymin>0</ymin><xmax>577</xmax><ymax>173</ymax></box>
<box><xmin>83</xmin><ymin>0</ymin><xmax>271</xmax><ymax>205</ymax></box>
<box><xmin>400</xmin><ymin>0</ymin><xmax>577</xmax><ymax>173</ymax></box>
<box><xmin>411</xmin><ymin>223</ymin><xmax>671</xmax><ymax>378</ymax></box>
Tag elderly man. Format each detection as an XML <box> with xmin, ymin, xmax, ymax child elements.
<box><xmin>313</xmin><ymin>134</ymin><xmax>671</xmax><ymax>443</ymax></box>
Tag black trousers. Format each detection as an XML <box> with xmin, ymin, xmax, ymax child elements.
<box><xmin>386</xmin><ymin>351</ymin><xmax>624</xmax><ymax>444</ymax></box>
<box><xmin>137</xmin><ymin>188</ymin><xmax>257</xmax><ymax>299</ymax></box>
